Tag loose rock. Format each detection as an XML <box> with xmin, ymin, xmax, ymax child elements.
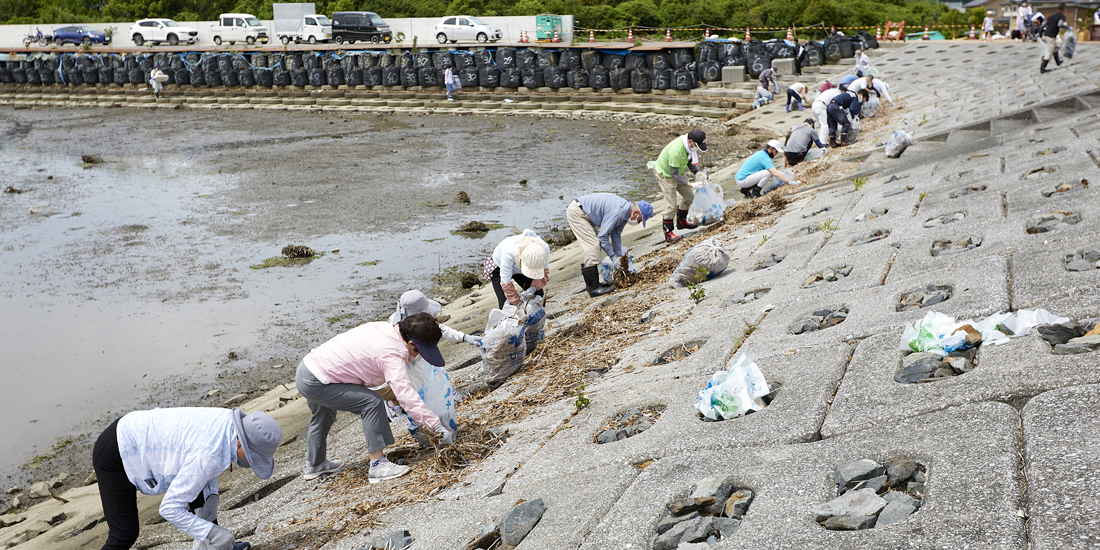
<box><xmin>752</xmin><ymin>254</ymin><xmax>785</xmax><ymax>271</ymax></box>
<box><xmin>850</xmin><ymin>230</ymin><xmax>890</xmax><ymax>246</ymax></box>
<box><xmin>802</xmin><ymin>206</ymin><xmax>831</xmax><ymax>218</ymax></box>
<box><xmin>792</xmin><ymin>224</ymin><xmax>821</xmax><ymax>238</ymax></box>
<box><xmin>882</xmin><ymin>186</ymin><xmax>913</xmax><ymax>197</ymax></box>
<box><xmin>499</xmin><ymin>499</ymin><xmax>545</xmax><ymax>547</ymax></box>
<box><xmin>790</xmin><ymin>307</ymin><xmax>849</xmax><ymax>334</ymax></box>
<box><xmin>854</xmin><ymin>207</ymin><xmax>888</xmax><ymax>222</ymax></box>
<box><xmin>802</xmin><ymin>265</ymin><xmax>852</xmax><ymax>288</ymax></box>
<box><xmin>811</xmin><ymin>488</ymin><xmax>888</xmax><ymax>522</ymax></box>
<box><xmin>27</xmin><ymin>482</ymin><xmax>51</xmax><ymax>499</ymax></box>
<box><xmin>923</xmin><ymin>211</ymin><xmax>966</xmax><ymax>227</ymax></box>
<box><xmin>930</xmin><ymin>234</ymin><xmax>982</xmax><ymax>256</ymax></box>
<box><xmin>454</xmin><ymin>191</ymin><xmax>471</xmax><ymax>204</ymax></box>
<box><xmin>1064</xmin><ymin>248</ymin><xmax>1100</xmax><ymax>271</ymax></box>
<box><xmin>1040</xmin><ymin>179</ymin><xmax>1087</xmax><ymax>197</ymax></box>
<box><xmin>948</xmin><ymin>184</ymin><xmax>986</xmax><ymax>198</ymax></box>
<box><xmin>896</xmin><ymin>284</ymin><xmax>953</xmax><ymax>311</ymax></box>
<box><xmin>834</xmin><ymin>459</ymin><xmax>885</xmax><ymax>494</ymax></box>
<box><xmin>369</xmin><ymin>529</ymin><xmax>414</xmax><ymax>550</ymax></box>
<box><xmin>876</xmin><ymin>501</ymin><xmax>917</xmax><ymax>526</ymax></box>
<box><xmin>725</xmin><ymin>289</ymin><xmax>769</xmax><ymax>307</ymax></box>
<box><xmin>1026</xmin><ymin>211</ymin><xmax>1081</xmax><ymax>234</ymax></box>
<box><xmin>281</xmin><ymin>245</ymin><xmax>315</xmax><ymax>258</ymax></box>
<box><xmin>822</xmin><ymin>515</ymin><xmax>878</xmax><ymax>530</ymax></box>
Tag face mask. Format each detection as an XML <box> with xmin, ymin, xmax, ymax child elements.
<box><xmin>236</xmin><ymin>441</ymin><xmax>251</xmax><ymax>468</ymax></box>
<box><xmin>627</xmin><ymin>218</ymin><xmax>640</xmax><ymax>225</ymax></box>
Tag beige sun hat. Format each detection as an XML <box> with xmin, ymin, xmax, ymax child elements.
<box><xmin>515</xmin><ymin>237</ymin><xmax>548</xmax><ymax>279</ymax></box>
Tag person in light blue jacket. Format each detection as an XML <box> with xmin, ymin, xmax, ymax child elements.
<box><xmin>92</xmin><ymin>407</ymin><xmax>282</xmax><ymax>550</ymax></box>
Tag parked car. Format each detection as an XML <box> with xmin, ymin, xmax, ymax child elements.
<box><xmin>273</xmin><ymin>3</ymin><xmax>331</xmax><ymax>44</ymax></box>
<box><xmin>331</xmin><ymin>11</ymin><xmax>392</xmax><ymax>44</ymax></box>
<box><xmin>434</xmin><ymin>15</ymin><xmax>501</xmax><ymax>44</ymax></box>
<box><xmin>130</xmin><ymin>19</ymin><xmax>199</xmax><ymax>46</ymax></box>
<box><xmin>210</xmin><ymin>13</ymin><xmax>269</xmax><ymax>45</ymax></box>
<box><xmin>52</xmin><ymin>25</ymin><xmax>111</xmax><ymax>46</ymax></box>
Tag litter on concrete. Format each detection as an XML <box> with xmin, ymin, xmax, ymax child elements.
<box><xmin>668</xmin><ymin>238</ymin><xmax>731</xmax><ymax>288</ymax></box>
<box><xmin>900</xmin><ymin>309</ymin><xmax>1069</xmax><ymax>354</ymax></box>
<box><xmin>695</xmin><ymin>352</ymin><xmax>770</xmax><ymax>421</ymax></box>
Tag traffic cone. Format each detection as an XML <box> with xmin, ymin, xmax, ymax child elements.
<box><xmin>876</xmin><ymin>26</ymin><xmax>881</xmax><ymax>40</ymax></box>
<box><xmin>627</xmin><ymin>28</ymin><xmax>633</xmax><ymax>42</ymax></box>
<box><xmin>704</xmin><ymin>28</ymin><xmax>710</xmax><ymax>40</ymax></box>
<box><xmin>923</xmin><ymin>26</ymin><xmax>929</xmax><ymax>40</ymax></box>
<box><xmin>553</xmin><ymin>29</ymin><xmax>559</xmax><ymax>43</ymax></box>
<box><xmin>830</xmin><ymin>26</ymin><xmax>836</xmax><ymax>35</ymax></box>
<box><xmin>786</xmin><ymin>27</ymin><xmax>793</xmax><ymax>40</ymax></box>
<box><xmin>589</xmin><ymin>29</ymin><xmax>595</xmax><ymax>42</ymax></box>
<box><xmin>745</xmin><ymin>27</ymin><xmax>750</xmax><ymax>41</ymax></box>
<box><xmin>969</xmin><ymin>25</ymin><xmax>976</xmax><ymax>39</ymax></box>
<box><xmin>665</xmin><ymin>28</ymin><xmax>672</xmax><ymax>42</ymax></box>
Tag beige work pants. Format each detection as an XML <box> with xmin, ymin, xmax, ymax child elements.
<box><xmin>566</xmin><ymin>200</ymin><xmax>604</xmax><ymax>268</ymax></box>
<box><xmin>656</xmin><ymin>171</ymin><xmax>694</xmax><ymax>220</ymax></box>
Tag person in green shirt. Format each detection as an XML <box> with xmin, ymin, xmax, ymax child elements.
<box><xmin>652</xmin><ymin>129</ymin><xmax>707</xmax><ymax>243</ymax></box>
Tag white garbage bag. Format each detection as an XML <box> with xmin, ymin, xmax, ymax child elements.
<box><xmin>885</xmin><ymin>130</ymin><xmax>912</xmax><ymax>158</ymax></box>
<box><xmin>686</xmin><ymin>173</ymin><xmax>737</xmax><ymax>226</ymax></box>
<box><xmin>695</xmin><ymin>352</ymin><xmax>771</xmax><ymax>420</ymax></box>
<box><xmin>599</xmin><ymin>247</ymin><xmax>636</xmax><ymax>285</ymax></box>
<box><xmin>405</xmin><ymin>357</ymin><xmax>459</xmax><ymax>435</ymax></box>
<box><xmin>667</xmin><ymin>237</ymin><xmax>731</xmax><ymax>288</ymax></box>
<box><xmin>480</xmin><ymin>304</ymin><xmax>528</xmax><ymax>387</ymax></box>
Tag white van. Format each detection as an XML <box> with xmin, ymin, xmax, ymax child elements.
<box><xmin>210</xmin><ymin>13</ymin><xmax>269</xmax><ymax>45</ymax></box>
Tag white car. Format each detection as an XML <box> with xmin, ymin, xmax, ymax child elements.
<box><xmin>434</xmin><ymin>15</ymin><xmax>502</xmax><ymax>44</ymax></box>
<box><xmin>130</xmin><ymin>19</ymin><xmax>199</xmax><ymax>46</ymax></box>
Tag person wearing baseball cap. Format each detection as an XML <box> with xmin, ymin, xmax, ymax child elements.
<box><xmin>783</xmin><ymin>118</ymin><xmax>826</xmax><ymax>167</ymax></box>
<box><xmin>295</xmin><ymin>312</ymin><xmax>453</xmax><ymax>485</ymax></box>
<box><xmin>92</xmin><ymin>407</ymin><xmax>282</xmax><ymax>550</ymax></box>
<box><xmin>485</xmin><ymin>229</ymin><xmax>551</xmax><ymax>309</ymax></box>
<box><xmin>566</xmin><ymin>193</ymin><xmax>653</xmax><ymax>297</ymax></box>
<box><xmin>734</xmin><ymin>139</ymin><xmax>799</xmax><ymax>198</ymax></box>
<box><xmin>652</xmin><ymin>128</ymin><xmax>708</xmax><ymax>243</ymax></box>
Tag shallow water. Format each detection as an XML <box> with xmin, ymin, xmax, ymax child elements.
<box><xmin>0</xmin><ymin>107</ymin><xmax>651</xmax><ymax>483</ymax></box>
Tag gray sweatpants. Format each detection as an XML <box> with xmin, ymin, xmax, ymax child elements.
<box><xmin>295</xmin><ymin>361</ymin><xmax>393</xmax><ymax>464</ymax></box>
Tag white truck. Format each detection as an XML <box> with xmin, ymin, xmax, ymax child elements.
<box><xmin>273</xmin><ymin>3</ymin><xmax>331</xmax><ymax>44</ymax></box>
<box><xmin>210</xmin><ymin>13</ymin><xmax>269</xmax><ymax>45</ymax></box>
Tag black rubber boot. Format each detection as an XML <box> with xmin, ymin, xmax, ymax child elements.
<box><xmin>1041</xmin><ymin>59</ymin><xmax>1050</xmax><ymax>73</ymax></box>
<box><xmin>1054</xmin><ymin>51</ymin><xmax>1063</xmax><ymax>66</ymax></box>
<box><xmin>676</xmin><ymin>208</ymin><xmax>699</xmax><ymax>230</ymax></box>
<box><xmin>581</xmin><ymin>265</ymin><xmax>613</xmax><ymax>297</ymax></box>
<box><xmin>662</xmin><ymin>219</ymin><xmax>682</xmax><ymax>243</ymax></box>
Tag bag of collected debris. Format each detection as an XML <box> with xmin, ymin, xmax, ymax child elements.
<box><xmin>667</xmin><ymin>238</ymin><xmax>731</xmax><ymax>289</ymax></box>
<box><xmin>404</xmin><ymin>357</ymin><xmax>459</xmax><ymax>436</ymax></box>
<box><xmin>522</xmin><ymin>293</ymin><xmax>546</xmax><ymax>354</ymax></box>
<box><xmin>686</xmin><ymin>173</ymin><xmax>736</xmax><ymax>226</ymax></box>
<box><xmin>480</xmin><ymin>305</ymin><xmax>528</xmax><ymax>387</ymax></box>
<box><xmin>862</xmin><ymin>95</ymin><xmax>880</xmax><ymax>118</ymax></box>
<box><xmin>1062</xmin><ymin>30</ymin><xmax>1076</xmax><ymax>59</ymax></box>
<box><xmin>804</xmin><ymin>148</ymin><xmax>827</xmax><ymax>162</ymax></box>
<box><xmin>695</xmin><ymin>351</ymin><xmax>770</xmax><ymax>420</ymax></box>
<box><xmin>885</xmin><ymin>130</ymin><xmax>912</xmax><ymax>158</ymax></box>
<box><xmin>599</xmin><ymin>248</ymin><xmax>636</xmax><ymax>286</ymax></box>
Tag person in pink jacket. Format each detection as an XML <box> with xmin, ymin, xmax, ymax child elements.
<box><xmin>294</xmin><ymin>313</ymin><xmax>452</xmax><ymax>484</ymax></box>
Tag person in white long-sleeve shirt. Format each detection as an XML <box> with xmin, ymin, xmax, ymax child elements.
<box><xmin>92</xmin><ymin>407</ymin><xmax>281</xmax><ymax>550</ymax></box>
<box><xmin>848</xmin><ymin>74</ymin><xmax>894</xmax><ymax>107</ymax></box>
<box><xmin>389</xmin><ymin>290</ymin><xmax>480</xmax><ymax>345</ymax></box>
<box><xmin>812</xmin><ymin>86</ymin><xmax>843</xmax><ymax>144</ymax></box>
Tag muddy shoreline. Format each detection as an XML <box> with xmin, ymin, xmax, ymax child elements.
<box><xmin>0</xmin><ymin>105</ymin><xmax>772</xmax><ymax>504</ymax></box>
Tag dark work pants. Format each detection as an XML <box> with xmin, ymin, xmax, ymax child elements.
<box><xmin>93</xmin><ymin>419</ymin><xmax>208</xmax><ymax>550</ymax></box>
<box><xmin>826</xmin><ymin>103</ymin><xmax>851</xmax><ymax>141</ymax></box>
<box><xmin>490</xmin><ymin>267</ymin><xmax>543</xmax><ymax>309</ymax></box>
<box><xmin>786</xmin><ymin>89</ymin><xmax>802</xmax><ymax>108</ymax></box>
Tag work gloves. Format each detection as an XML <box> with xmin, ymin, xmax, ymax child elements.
<box><xmin>204</xmin><ymin>525</ymin><xmax>236</xmax><ymax>550</ymax></box>
<box><xmin>789</xmin><ymin>180</ymin><xmax>802</xmax><ymax>186</ymax></box>
<box><xmin>463</xmin><ymin>334</ymin><xmax>482</xmax><ymax>347</ymax></box>
<box><xmin>196</xmin><ymin>494</ymin><xmax>219</xmax><ymax>523</ymax></box>
<box><xmin>434</xmin><ymin>425</ymin><xmax>454</xmax><ymax>445</ymax></box>
<box><xmin>609</xmin><ymin>255</ymin><xmax>623</xmax><ymax>268</ymax></box>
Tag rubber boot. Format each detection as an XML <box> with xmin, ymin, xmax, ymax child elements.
<box><xmin>1054</xmin><ymin>51</ymin><xmax>1063</xmax><ymax>66</ymax></box>
<box><xmin>1040</xmin><ymin>59</ymin><xmax>1050</xmax><ymax>74</ymax></box>
<box><xmin>662</xmin><ymin>219</ymin><xmax>682</xmax><ymax>243</ymax></box>
<box><xmin>581</xmin><ymin>265</ymin><xmax>613</xmax><ymax>298</ymax></box>
<box><xmin>676</xmin><ymin>208</ymin><xmax>699</xmax><ymax>230</ymax></box>
<box><xmin>785</xmin><ymin>104</ymin><xmax>791</xmax><ymax>113</ymax></box>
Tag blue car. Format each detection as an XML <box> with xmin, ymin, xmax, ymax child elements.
<box><xmin>52</xmin><ymin>25</ymin><xmax>112</xmax><ymax>46</ymax></box>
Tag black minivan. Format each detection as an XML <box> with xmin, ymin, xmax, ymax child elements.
<box><xmin>331</xmin><ymin>12</ymin><xmax>392</xmax><ymax>44</ymax></box>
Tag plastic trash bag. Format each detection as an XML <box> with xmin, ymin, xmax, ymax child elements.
<box><xmin>885</xmin><ymin>130</ymin><xmax>912</xmax><ymax>158</ymax></box>
<box><xmin>1062</xmin><ymin>31</ymin><xmax>1076</xmax><ymax>59</ymax></box>
<box><xmin>901</xmin><ymin>309</ymin><xmax>1069</xmax><ymax>353</ymax></box>
<box><xmin>480</xmin><ymin>304</ymin><xmax>528</xmax><ymax>387</ymax></box>
<box><xmin>687</xmin><ymin>172</ymin><xmax>736</xmax><ymax>225</ymax></box>
<box><xmin>599</xmin><ymin>247</ymin><xmax>636</xmax><ymax>285</ymax></box>
<box><xmin>667</xmin><ymin>237</ymin><xmax>731</xmax><ymax>288</ymax></box>
<box><xmin>523</xmin><ymin>294</ymin><xmax>546</xmax><ymax>354</ymax></box>
<box><xmin>804</xmin><ymin>148</ymin><xmax>827</xmax><ymax>162</ymax></box>
<box><xmin>404</xmin><ymin>357</ymin><xmax>459</xmax><ymax>435</ymax></box>
<box><xmin>760</xmin><ymin>168</ymin><xmax>794</xmax><ymax>196</ymax></box>
<box><xmin>974</xmin><ymin>309</ymin><xmax>1068</xmax><ymax>345</ymax></box>
<box><xmin>695</xmin><ymin>352</ymin><xmax>770</xmax><ymax>420</ymax></box>
<box><xmin>846</xmin><ymin>114</ymin><xmax>861</xmax><ymax>143</ymax></box>
<box><xmin>862</xmin><ymin>95</ymin><xmax>880</xmax><ymax>118</ymax></box>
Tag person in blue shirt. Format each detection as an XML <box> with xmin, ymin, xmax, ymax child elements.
<box><xmin>92</xmin><ymin>407</ymin><xmax>281</xmax><ymax>550</ymax></box>
<box><xmin>734</xmin><ymin>140</ymin><xmax>799</xmax><ymax>198</ymax></box>
<box><xmin>566</xmin><ymin>193</ymin><xmax>653</xmax><ymax>296</ymax></box>
<box><xmin>827</xmin><ymin>89</ymin><xmax>869</xmax><ymax>147</ymax></box>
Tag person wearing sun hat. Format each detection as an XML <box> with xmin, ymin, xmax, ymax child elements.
<box><xmin>389</xmin><ymin>289</ymin><xmax>481</xmax><ymax>346</ymax></box>
<box><xmin>566</xmin><ymin>193</ymin><xmax>653</xmax><ymax>297</ymax></box>
<box><xmin>485</xmin><ymin>228</ymin><xmax>551</xmax><ymax>309</ymax></box>
<box><xmin>91</xmin><ymin>407</ymin><xmax>282</xmax><ymax>550</ymax></box>
<box><xmin>295</xmin><ymin>312</ymin><xmax>452</xmax><ymax>485</ymax></box>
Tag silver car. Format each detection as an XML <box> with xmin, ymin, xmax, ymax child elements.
<box><xmin>434</xmin><ymin>15</ymin><xmax>502</xmax><ymax>44</ymax></box>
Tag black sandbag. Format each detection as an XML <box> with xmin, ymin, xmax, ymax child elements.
<box><xmin>152</xmin><ymin>52</ymin><xmax>167</xmax><ymax>69</ymax></box>
<box><xmin>358</xmin><ymin>53</ymin><xmax>375</xmax><ymax>68</ymax></box>
<box><xmin>189</xmin><ymin>68</ymin><xmax>206</xmax><ymax>86</ymax></box>
<box><xmin>516</xmin><ymin>48</ymin><xmax>536</xmax><ymax>70</ymax></box>
<box><xmin>81</xmin><ymin>68</ymin><xmax>97</xmax><ymax>84</ymax></box>
<box><xmin>399</xmin><ymin>66</ymin><xmax>416</xmax><ymax>87</ymax></box>
<box><xmin>536</xmin><ymin>50</ymin><xmax>559</xmax><ymax>69</ymax></box>
<box><xmin>254</xmin><ymin>69</ymin><xmax>272</xmax><ymax>86</ymax></box>
<box><xmin>208</xmin><ymin>69</ymin><xmax>224</xmax><ymax>86</ymax></box>
<box><xmin>500</xmin><ymin>67</ymin><xmax>520</xmax><ymax>88</ymax></box>
<box><xmin>290</xmin><ymin>68</ymin><xmax>307</xmax><ymax>86</ymax></box>
<box><xmin>418</xmin><ymin>66</ymin><xmax>437</xmax><ymax>87</ymax></box>
<box><xmin>581</xmin><ymin>50</ymin><xmax>599</xmax><ymax>71</ymax></box>
<box><xmin>221</xmin><ymin>68</ymin><xmax>239</xmax><ymax>87</ymax></box>
<box><xmin>773</xmin><ymin>44</ymin><xmax>794</xmax><ymax>58</ymax></box>
<box><xmin>719</xmin><ymin>42</ymin><xmax>741</xmax><ymax>61</ymax></box>
<box><xmin>62</xmin><ymin>55</ymin><xmax>75</xmax><ymax>70</ymax></box>
<box><xmin>174</xmin><ymin>69</ymin><xmax>190</xmax><ymax>85</ymax></box>
<box><xmin>625</xmin><ymin>54</ymin><xmax>645</xmax><ymax>70</ymax></box>
<box><xmin>670</xmin><ymin>49</ymin><xmax>693</xmax><ymax>69</ymax></box>
<box><xmin>307</xmin><ymin>67</ymin><xmax>326</xmax><ymax>86</ymax></box>
<box><xmin>214</xmin><ymin>55</ymin><xmax>229</xmax><ymax>72</ymax></box>
<box><xmin>520</xmin><ymin>68</ymin><xmax>543</xmax><ymax>88</ymax></box>
<box><xmin>327</xmin><ymin>66</ymin><xmax>344</xmax><ymax>86</ymax></box>
<box><xmin>748</xmin><ymin>54</ymin><xmax>772</xmax><ymax>77</ymax></box>
<box><xmin>653</xmin><ymin>68</ymin><xmax>671</xmax><ymax>90</ymax></box>
<box><xmin>608</xmin><ymin>67</ymin><xmax>629</xmax><ymax>89</ymax></box>
<box><xmin>589</xmin><ymin>66</ymin><xmax>609</xmax><ymax>89</ymax></box>
<box><xmin>724</xmin><ymin>55</ymin><xmax>748</xmax><ymax>67</ymax></box>
<box><xmin>686</xmin><ymin>61</ymin><xmax>699</xmax><ymax>88</ymax></box>
<box><xmin>129</xmin><ymin>68</ymin><xmax>144</xmax><ymax>85</ymax></box>
<box><xmin>344</xmin><ymin>67</ymin><xmax>362</xmax><ymax>86</ymax></box>
<box><xmin>630</xmin><ymin>67</ymin><xmax>651</xmax><ymax>92</ymax></box>
<box><xmin>24</xmin><ymin>68</ymin><xmax>39</xmax><ymax>84</ymax></box>
<box><xmin>306</xmin><ymin>54</ymin><xmax>320</xmax><ymax>70</ymax></box>
<box><xmin>415</xmin><ymin>52</ymin><xmax>433</xmax><ymax>69</ymax></box>
<box><xmin>474</xmin><ymin>50</ymin><xmax>492</xmax><ymax>67</ymax></box>
<box><xmin>286</xmin><ymin>53</ymin><xmax>303</xmax><ymax>70</ymax></box>
<box><xmin>824</xmin><ymin>38</ymin><xmax>842</xmax><ymax>61</ymax></box>
<box><xmin>698</xmin><ymin>61</ymin><xmax>720</xmax><ymax>83</ymax></box>
<box><xmin>698</xmin><ymin>42</ymin><xmax>718</xmax><ymax>63</ymax></box>
<box><xmin>184</xmin><ymin>53</ymin><xmax>199</xmax><ymax>66</ymax></box>
<box><xmin>672</xmin><ymin>66</ymin><xmax>693</xmax><ymax>90</ymax></box>
<box><xmin>602</xmin><ymin>53</ymin><xmax>624</xmax><ymax>70</ymax></box>
<box><xmin>239</xmin><ymin>68</ymin><xmax>256</xmax><ymax>87</ymax></box>
<box><xmin>252</xmin><ymin>54</ymin><xmax>268</xmax><ymax>68</ymax></box>
<box><xmin>169</xmin><ymin>56</ymin><xmax>184</xmax><ymax>72</ymax></box>
<box><xmin>273</xmin><ymin>69</ymin><xmax>290</xmax><ymax>86</ymax></box>
<box><xmin>12</xmin><ymin>68</ymin><xmax>26</xmax><ymax>84</ymax></box>
<box><xmin>478</xmin><ymin>66</ymin><xmax>500</xmax><ymax>87</ymax></box>
<box><xmin>320</xmin><ymin>52</ymin><xmax>335</xmax><ymax>70</ymax></box>
<box><xmin>366</xmin><ymin>67</ymin><xmax>382</xmax><ymax>86</ymax></box>
<box><xmin>453</xmin><ymin>53</ymin><xmax>474</xmax><ymax>70</ymax></box>
<box><xmin>543</xmin><ymin>66</ymin><xmax>564</xmax><ymax>88</ymax></box>
<box><xmin>76</xmin><ymin>56</ymin><xmax>91</xmax><ymax>71</ymax></box>
<box><xmin>495</xmin><ymin>48</ymin><xmax>515</xmax><ymax>68</ymax></box>
<box><xmin>805</xmin><ymin>42</ymin><xmax>824</xmax><ymax>66</ymax></box>
<box><xmin>459</xmin><ymin>66</ymin><xmax>478</xmax><ymax>88</ymax></box>
<box><xmin>430</xmin><ymin>51</ymin><xmax>452</xmax><ymax>70</ymax></box>
<box><xmin>56</xmin><ymin>70</ymin><xmax>72</xmax><ymax>85</ymax></box>
<box><xmin>39</xmin><ymin>69</ymin><xmax>53</xmax><ymax>84</ymax></box>
<box><xmin>647</xmin><ymin>52</ymin><xmax>669</xmax><ymax>71</ymax></box>
<box><xmin>138</xmin><ymin>55</ymin><xmax>153</xmax><ymax>71</ymax></box>
<box><xmin>839</xmin><ymin>39</ymin><xmax>854</xmax><ymax>58</ymax></box>
<box><xmin>98</xmin><ymin>67</ymin><xmax>113</xmax><ymax>84</ymax></box>
<box><xmin>202</xmin><ymin>57</ymin><xmax>216</xmax><ymax>73</ymax></box>
<box><xmin>0</xmin><ymin>69</ymin><xmax>12</xmax><ymax>84</ymax></box>
<box><xmin>235</xmin><ymin>55</ymin><xmax>250</xmax><ymax>71</ymax></box>
<box><xmin>382</xmin><ymin>65</ymin><xmax>400</xmax><ymax>86</ymax></box>
<box><xmin>124</xmin><ymin>54</ymin><xmax>137</xmax><ymax>71</ymax></box>
<box><xmin>559</xmin><ymin>50</ymin><xmax>580</xmax><ymax>70</ymax></box>
<box><xmin>566</xmin><ymin>68</ymin><xmax>588</xmax><ymax>88</ymax></box>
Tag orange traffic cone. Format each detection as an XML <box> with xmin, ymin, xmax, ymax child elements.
<box><xmin>552</xmin><ymin>29</ymin><xmax>559</xmax><ymax>43</ymax></box>
<box><xmin>665</xmin><ymin>28</ymin><xmax>672</xmax><ymax>42</ymax></box>
<box><xmin>876</xmin><ymin>26</ymin><xmax>881</xmax><ymax>40</ymax></box>
<box><xmin>589</xmin><ymin>29</ymin><xmax>595</xmax><ymax>42</ymax></box>
<box><xmin>923</xmin><ymin>26</ymin><xmax>929</xmax><ymax>40</ymax></box>
<box><xmin>745</xmin><ymin>27</ymin><xmax>750</xmax><ymax>41</ymax></box>
<box><xmin>627</xmin><ymin>28</ymin><xmax>633</xmax><ymax>42</ymax></box>
<box><xmin>786</xmin><ymin>27</ymin><xmax>793</xmax><ymax>40</ymax></box>
<box><xmin>969</xmin><ymin>25</ymin><xmax>976</xmax><ymax>39</ymax></box>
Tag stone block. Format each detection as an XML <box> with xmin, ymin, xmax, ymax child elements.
<box><xmin>721</xmin><ymin>65</ymin><xmax>746</xmax><ymax>83</ymax></box>
<box><xmin>771</xmin><ymin>58</ymin><xmax>796</xmax><ymax>75</ymax></box>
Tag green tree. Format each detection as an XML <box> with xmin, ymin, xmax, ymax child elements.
<box><xmin>799</xmin><ymin>0</ymin><xmax>838</xmax><ymax>26</ymax></box>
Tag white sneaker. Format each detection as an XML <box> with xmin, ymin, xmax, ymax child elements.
<box><xmin>302</xmin><ymin>460</ymin><xmax>343</xmax><ymax>480</ymax></box>
<box><xmin>368</xmin><ymin>457</ymin><xmax>411</xmax><ymax>484</ymax></box>
<box><xmin>447</xmin><ymin>98</ymin><xmax>454</xmax><ymax>101</ymax></box>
